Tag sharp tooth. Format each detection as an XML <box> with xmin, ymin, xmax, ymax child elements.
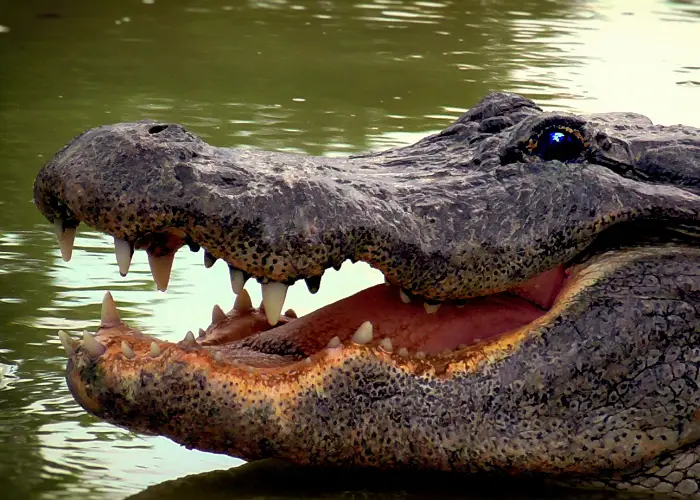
<box><xmin>58</xmin><ymin>330</ymin><xmax>74</xmax><ymax>356</ymax></box>
<box><xmin>351</xmin><ymin>321</ymin><xmax>373</xmax><ymax>345</ymax></box>
<box><xmin>415</xmin><ymin>351</ymin><xmax>426</xmax><ymax>359</ymax></box>
<box><xmin>399</xmin><ymin>289</ymin><xmax>411</xmax><ymax>304</ymax></box>
<box><xmin>100</xmin><ymin>291</ymin><xmax>121</xmax><ymax>327</ymax></box>
<box><xmin>183</xmin><ymin>331</ymin><xmax>196</xmax><ymax>346</ymax></box>
<box><xmin>54</xmin><ymin>218</ymin><xmax>64</xmax><ymax>241</ymax></box>
<box><xmin>54</xmin><ymin>219</ymin><xmax>77</xmax><ymax>262</ymax></box>
<box><xmin>304</xmin><ymin>357</ymin><xmax>312</xmax><ymax>365</ymax></box>
<box><xmin>261</xmin><ymin>282</ymin><xmax>288</xmax><ymax>326</ymax></box>
<box><xmin>284</xmin><ymin>308</ymin><xmax>297</xmax><ymax>319</ymax></box>
<box><xmin>203</xmin><ymin>251</ymin><xmax>217</xmax><ymax>268</ymax></box>
<box><xmin>424</xmin><ymin>302</ymin><xmax>441</xmax><ymax>314</ymax></box>
<box><xmin>229</xmin><ymin>267</ymin><xmax>249</xmax><ymax>294</ymax></box>
<box><xmin>327</xmin><ymin>336</ymin><xmax>341</xmax><ymax>348</ymax></box>
<box><xmin>379</xmin><ymin>338</ymin><xmax>393</xmax><ymax>352</ymax></box>
<box><xmin>215</xmin><ymin>351</ymin><xmax>223</xmax><ymax>362</ymax></box>
<box><xmin>397</xmin><ymin>347</ymin><xmax>409</xmax><ymax>357</ymax></box>
<box><xmin>198</xmin><ymin>328</ymin><xmax>206</xmax><ymax>338</ymax></box>
<box><xmin>150</xmin><ymin>342</ymin><xmax>161</xmax><ymax>357</ymax></box>
<box><xmin>234</xmin><ymin>289</ymin><xmax>253</xmax><ymax>311</ymax></box>
<box><xmin>457</xmin><ymin>343</ymin><xmax>468</xmax><ymax>350</ymax></box>
<box><xmin>82</xmin><ymin>331</ymin><xmax>106</xmax><ymax>357</ymax></box>
<box><xmin>113</xmin><ymin>237</ymin><xmax>134</xmax><ymax>276</ymax></box>
<box><xmin>304</xmin><ymin>275</ymin><xmax>322</xmax><ymax>294</ymax></box>
<box><xmin>121</xmin><ymin>341</ymin><xmax>135</xmax><ymax>359</ymax></box>
<box><xmin>147</xmin><ymin>251</ymin><xmax>175</xmax><ymax>291</ymax></box>
<box><xmin>212</xmin><ymin>304</ymin><xmax>227</xmax><ymax>324</ymax></box>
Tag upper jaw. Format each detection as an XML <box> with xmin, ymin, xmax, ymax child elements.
<box><xmin>33</xmin><ymin>105</ymin><xmax>700</xmax><ymax>316</ymax></box>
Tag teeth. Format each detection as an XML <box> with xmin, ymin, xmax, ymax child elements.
<box><xmin>58</xmin><ymin>330</ymin><xmax>74</xmax><ymax>356</ymax></box>
<box><xmin>304</xmin><ymin>357</ymin><xmax>312</xmax><ymax>365</ymax></box>
<box><xmin>82</xmin><ymin>331</ymin><xmax>106</xmax><ymax>357</ymax></box>
<box><xmin>229</xmin><ymin>267</ymin><xmax>249</xmax><ymax>294</ymax></box>
<box><xmin>150</xmin><ymin>342</ymin><xmax>161</xmax><ymax>357</ymax></box>
<box><xmin>415</xmin><ymin>351</ymin><xmax>426</xmax><ymax>360</ymax></box>
<box><xmin>233</xmin><ymin>289</ymin><xmax>253</xmax><ymax>311</ymax></box>
<box><xmin>327</xmin><ymin>336</ymin><xmax>341</xmax><ymax>348</ymax></box>
<box><xmin>399</xmin><ymin>289</ymin><xmax>411</xmax><ymax>304</ymax></box>
<box><xmin>304</xmin><ymin>275</ymin><xmax>322</xmax><ymax>294</ymax></box>
<box><xmin>261</xmin><ymin>282</ymin><xmax>288</xmax><ymax>326</ymax></box>
<box><xmin>397</xmin><ymin>347</ymin><xmax>409</xmax><ymax>357</ymax></box>
<box><xmin>212</xmin><ymin>304</ymin><xmax>227</xmax><ymax>324</ymax></box>
<box><xmin>147</xmin><ymin>251</ymin><xmax>175</xmax><ymax>291</ymax></box>
<box><xmin>457</xmin><ymin>343</ymin><xmax>468</xmax><ymax>350</ymax></box>
<box><xmin>53</xmin><ymin>218</ymin><xmax>64</xmax><ymax>240</ymax></box>
<box><xmin>284</xmin><ymin>308</ymin><xmax>297</xmax><ymax>319</ymax></box>
<box><xmin>455</xmin><ymin>299</ymin><xmax>467</xmax><ymax>308</ymax></box>
<box><xmin>379</xmin><ymin>337</ymin><xmax>393</xmax><ymax>352</ymax></box>
<box><xmin>183</xmin><ymin>331</ymin><xmax>196</xmax><ymax>346</ymax></box>
<box><xmin>198</xmin><ymin>328</ymin><xmax>206</xmax><ymax>338</ymax></box>
<box><xmin>54</xmin><ymin>219</ymin><xmax>77</xmax><ymax>262</ymax></box>
<box><xmin>113</xmin><ymin>237</ymin><xmax>134</xmax><ymax>276</ymax></box>
<box><xmin>424</xmin><ymin>302</ymin><xmax>441</xmax><ymax>314</ymax></box>
<box><xmin>215</xmin><ymin>351</ymin><xmax>223</xmax><ymax>362</ymax></box>
<box><xmin>121</xmin><ymin>341</ymin><xmax>135</xmax><ymax>359</ymax></box>
<box><xmin>203</xmin><ymin>251</ymin><xmax>217</xmax><ymax>268</ymax></box>
<box><xmin>351</xmin><ymin>321</ymin><xmax>373</xmax><ymax>345</ymax></box>
<box><xmin>100</xmin><ymin>291</ymin><xmax>121</xmax><ymax>327</ymax></box>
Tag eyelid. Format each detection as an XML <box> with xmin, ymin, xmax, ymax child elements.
<box><xmin>526</xmin><ymin>126</ymin><xmax>587</xmax><ymax>154</ymax></box>
<box><xmin>499</xmin><ymin>114</ymin><xmax>590</xmax><ymax>164</ymax></box>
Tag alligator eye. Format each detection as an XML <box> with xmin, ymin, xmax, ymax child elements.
<box><xmin>527</xmin><ymin>127</ymin><xmax>586</xmax><ymax>162</ymax></box>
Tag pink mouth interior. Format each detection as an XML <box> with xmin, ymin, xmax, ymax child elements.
<box><xmin>266</xmin><ymin>266</ymin><xmax>568</xmax><ymax>354</ymax></box>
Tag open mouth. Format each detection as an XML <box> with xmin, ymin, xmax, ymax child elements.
<box><xmin>55</xmin><ymin>217</ymin><xmax>696</xmax><ymax>371</ymax></box>
<box><xmin>33</xmin><ymin>94</ymin><xmax>700</xmax><ymax>484</ymax></box>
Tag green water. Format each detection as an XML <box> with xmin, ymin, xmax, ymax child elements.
<box><xmin>0</xmin><ymin>0</ymin><xmax>698</xmax><ymax>498</ymax></box>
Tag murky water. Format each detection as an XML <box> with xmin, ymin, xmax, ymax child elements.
<box><xmin>0</xmin><ymin>0</ymin><xmax>698</xmax><ymax>498</ymax></box>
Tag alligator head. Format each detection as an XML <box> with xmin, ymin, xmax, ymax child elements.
<box><xmin>35</xmin><ymin>93</ymin><xmax>700</xmax><ymax>495</ymax></box>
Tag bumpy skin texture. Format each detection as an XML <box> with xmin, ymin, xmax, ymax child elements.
<box><xmin>34</xmin><ymin>93</ymin><xmax>700</xmax><ymax>300</ymax></box>
<box><xmin>35</xmin><ymin>93</ymin><xmax>700</xmax><ymax>496</ymax></box>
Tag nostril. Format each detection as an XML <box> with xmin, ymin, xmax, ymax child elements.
<box><xmin>148</xmin><ymin>125</ymin><xmax>168</xmax><ymax>135</ymax></box>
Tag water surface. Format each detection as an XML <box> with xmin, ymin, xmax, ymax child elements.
<box><xmin>0</xmin><ymin>0</ymin><xmax>698</xmax><ymax>498</ymax></box>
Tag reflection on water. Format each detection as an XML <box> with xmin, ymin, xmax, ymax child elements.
<box><xmin>0</xmin><ymin>0</ymin><xmax>698</xmax><ymax>498</ymax></box>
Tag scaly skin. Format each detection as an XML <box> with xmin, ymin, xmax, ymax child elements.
<box><xmin>35</xmin><ymin>93</ymin><xmax>700</xmax><ymax>496</ymax></box>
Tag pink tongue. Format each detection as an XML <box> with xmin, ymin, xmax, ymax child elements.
<box><xmin>273</xmin><ymin>267</ymin><xmax>567</xmax><ymax>354</ymax></box>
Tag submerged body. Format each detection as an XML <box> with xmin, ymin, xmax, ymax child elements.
<box><xmin>34</xmin><ymin>93</ymin><xmax>700</xmax><ymax>496</ymax></box>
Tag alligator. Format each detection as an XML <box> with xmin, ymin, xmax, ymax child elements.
<box><xmin>34</xmin><ymin>92</ymin><xmax>700</xmax><ymax>496</ymax></box>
